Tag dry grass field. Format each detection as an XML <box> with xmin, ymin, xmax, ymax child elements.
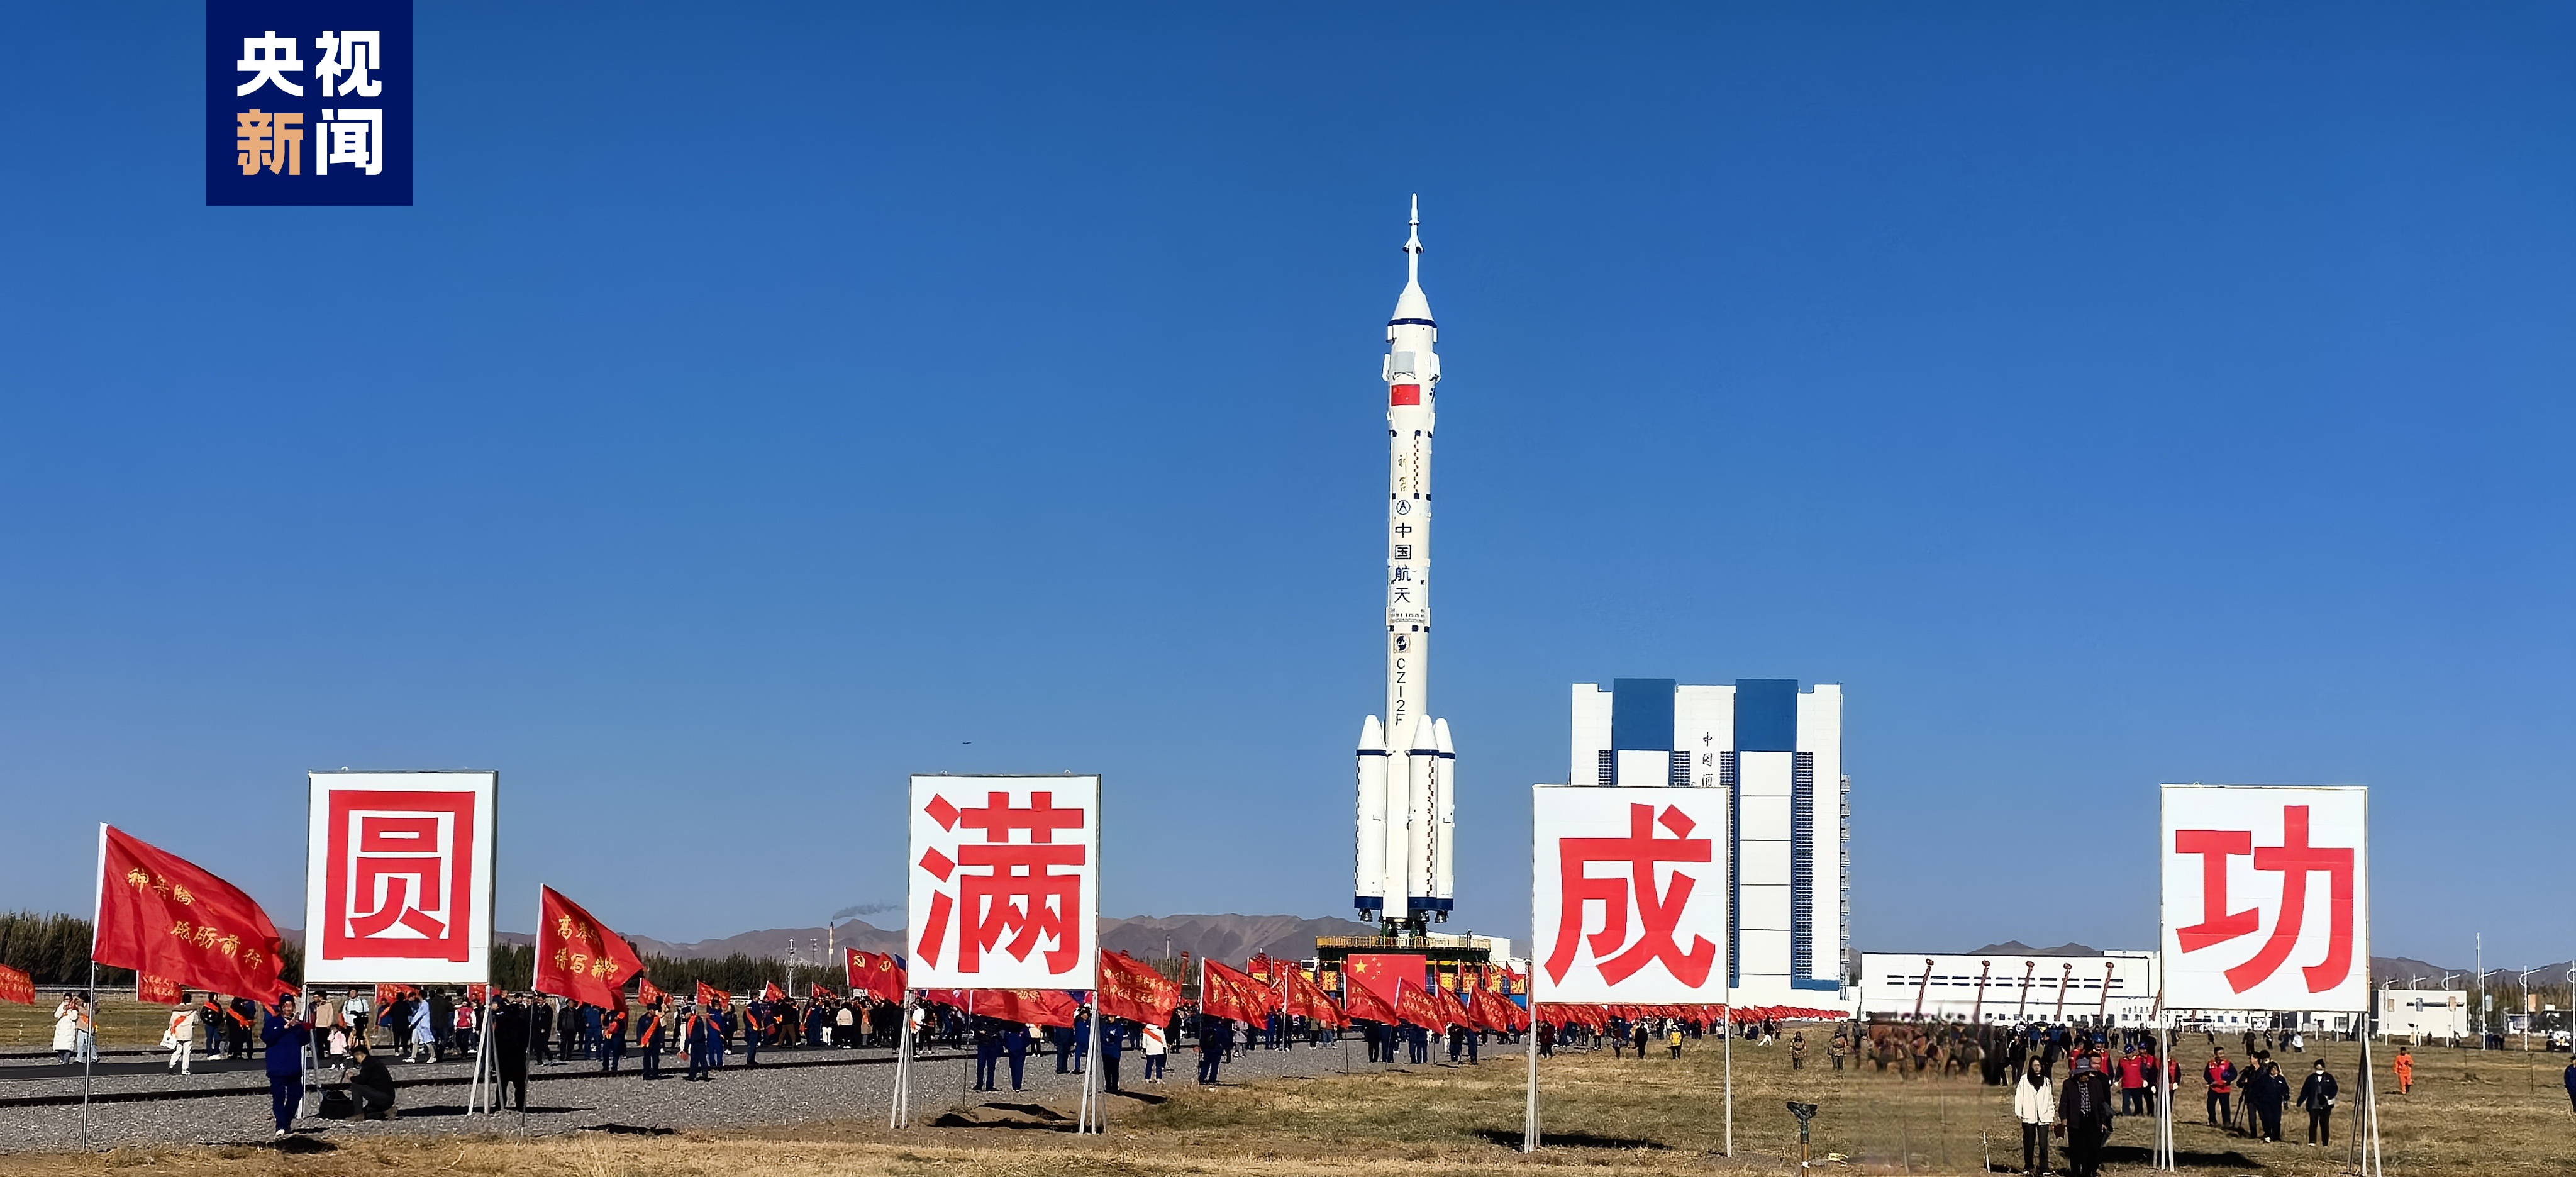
<box><xmin>4</xmin><ymin>1034</ymin><xmax>2568</xmax><ymax>1174</ymax></box>
<box><xmin>3</xmin><ymin>996</ymin><xmax>200</xmax><ymax>1052</ymax></box>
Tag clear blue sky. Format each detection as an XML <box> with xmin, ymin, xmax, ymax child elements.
<box><xmin>4</xmin><ymin>3</ymin><xmax>2570</xmax><ymax>969</ymax></box>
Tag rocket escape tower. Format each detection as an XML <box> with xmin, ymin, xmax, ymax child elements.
<box><xmin>1353</xmin><ymin>197</ymin><xmax>1456</xmax><ymax>939</ymax></box>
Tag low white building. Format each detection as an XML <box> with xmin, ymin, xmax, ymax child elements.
<box><xmin>1860</xmin><ymin>951</ymin><xmax>2156</xmax><ymax>1025</ymax></box>
<box><xmin>2377</xmin><ymin>990</ymin><xmax>2468</xmax><ymax>1042</ymax></box>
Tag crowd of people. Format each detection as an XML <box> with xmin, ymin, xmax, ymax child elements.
<box><xmin>59</xmin><ymin>982</ymin><xmax>1530</xmax><ymax>1139</ymax></box>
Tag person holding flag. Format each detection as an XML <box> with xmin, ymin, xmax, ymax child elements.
<box><xmin>92</xmin><ymin>826</ymin><xmax>297</xmax><ymax>1134</ymax></box>
<box><xmin>684</xmin><ymin>1003</ymin><xmax>718</xmax><ymax>1081</ymax></box>
<box><xmin>600</xmin><ymin>1001</ymin><xmax>628</xmax><ymax>1073</ymax></box>
<box><xmin>636</xmin><ymin>998</ymin><xmax>665</xmax><ymax>1079</ymax></box>
<box><xmin>260</xmin><ymin>998</ymin><xmax>312</xmax><ymax>1137</ymax></box>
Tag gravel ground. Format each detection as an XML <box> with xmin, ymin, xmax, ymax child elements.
<box><xmin>0</xmin><ymin>1037</ymin><xmax>1525</xmax><ymax>1154</ymax></box>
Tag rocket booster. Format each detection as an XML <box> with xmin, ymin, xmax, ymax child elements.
<box><xmin>1355</xmin><ymin>197</ymin><xmax>1455</xmax><ymax>922</ymax></box>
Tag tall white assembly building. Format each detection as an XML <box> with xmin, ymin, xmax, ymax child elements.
<box><xmin>1570</xmin><ymin>678</ymin><xmax>1850</xmax><ymax>1007</ymax></box>
<box><xmin>1355</xmin><ymin>198</ymin><xmax>1455</xmax><ymax>926</ymax></box>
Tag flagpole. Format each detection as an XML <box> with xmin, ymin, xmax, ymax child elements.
<box><xmin>1722</xmin><ymin>993</ymin><xmax>1733</xmax><ymax>1157</ymax></box>
<box><xmin>81</xmin><ymin>823</ymin><xmax>105</xmax><ymax>1151</ymax></box>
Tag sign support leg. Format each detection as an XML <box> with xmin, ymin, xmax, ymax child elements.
<box><xmin>1077</xmin><ymin>1003</ymin><xmax>1104</xmax><ymax>1134</ymax></box>
<box><xmin>890</xmin><ymin>995</ymin><xmax>914</xmax><ymax>1129</ymax></box>
<box><xmin>1521</xmin><ymin>1008</ymin><xmax>1539</xmax><ymax>1152</ymax></box>
<box><xmin>1723</xmin><ymin>998</ymin><xmax>1734</xmax><ymax>1156</ymax></box>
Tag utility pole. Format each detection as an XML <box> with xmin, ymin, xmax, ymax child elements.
<box><xmin>2475</xmin><ymin>934</ymin><xmax>2484</xmax><ymax>1051</ymax></box>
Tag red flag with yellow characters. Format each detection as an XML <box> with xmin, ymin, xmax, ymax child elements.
<box><xmin>1198</xmin><ymin>959</ymin><xmax>1279</xmax><ymax>1024</ymax></box>
<box><xmin>694</xmin><ymin>981</ymin><xmax>731</xmax><ymax>1010</ymax></box>
<box><xmin>1280</xmin><ymin>965</ymin><xmax>1346</xmax><ymax>1027</ymax></box>
<box><xmin>1343</xmin><ymin>978</ymin><xmax>1399</xmax><ymax>1024</ymax></box>
<box><xmin>1393</xmin><ymin>979</ymin><xmax>1446</xmax><ymax>1029</ymax></box>
<box><xmin>0</xmin><ymin>964</ymin><xmax>35</xmax><ymax>1005</ymax></box>
<box><xmin>1096</xmin><ymin>951</ymin><xmax>1180</xmax><ymax>1025</ymax></box>
<box><xmin>638</xmin><ymin>977</ymin><xmax>667</xmax><ymax>1007</ymax></box>
<box><xmin>93</xmin><ymin>826</ymin><xmax>294</xmax><ymax>1002</ymax></box>
<box><xmin>535</xmin><ymin>886</ymin><xmax>643</xmax><ymax>1007</ymax></box>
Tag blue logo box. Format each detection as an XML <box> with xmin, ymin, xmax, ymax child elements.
<box><xmin>207</xmin><ymin>0</ymin><xmax>411</xmax><ymax>206</ymax></box>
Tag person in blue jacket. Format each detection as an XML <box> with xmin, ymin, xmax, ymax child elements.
<box><xmin>260</xmin><ymin>999</ymin><xmax>311</xmax><ymax>1138</ymax></box>
<box><xmin>1003</xmin><ymin>1023</ymin><xmax>1029</xmax><ymax>1091</ymax></box>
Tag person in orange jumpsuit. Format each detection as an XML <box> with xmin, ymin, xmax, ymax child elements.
<box><xmin>2392</xmin><ymin>1046</ymin><xmax>2414</xmax><ymax>1095</ymax></box>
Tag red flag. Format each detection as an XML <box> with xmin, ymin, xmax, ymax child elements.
<box><xmin>694</xmin><ymin>981</ymin><xmax>730</xmax><ymax>1010</ymax></box>
<box><xmin>638</xmin><ymin>977</ymin><xmax>667</xmax><ymax>1007</ymax></box>
<box><xmin>1475</xmin><ymin>986</ymin><xmax>1530</xmax><ymax>1032</ymax></box>
<box><xmin>534</xmin><ymin>886</ymin><xmax>643</xmax><ymax>1007</ymax></box>
<box><xmin>138</xmin><ymin>972</ymin><xmax>184</xmax><ymax>1004</ymax></box>
<box><xmin>1342</xmin><ymin>952</ymin><xmax>1426</xmax><ymax>1006</ymax></box>
<box><xmin>811</xmin><ymin>982</ymin><xmax>836</xmax><ymax>1001</ymax></box>
<box><xmin>977</xmin><ymin>988</ymin><xmax>1081</xmax><ymax>1028</ymax></box>
<box><xmin>374</xmin><ymin>983</ymin><xmax>421</xmax><ymax>1010</ymax></box>
<box><xmin>848</xmin><ymin>950</ymin><xmax>907</xmax><ymax>1004</ymax></box>
<box><xmin>1343</xmin><ymin>978</ymin><xmax>1399</xmax><ymax>1024</ymax></box>
<box><xmin>1281</xmin><ymin>966</ymin><xmax>1346</xmax><ymax>1027</ymax></box>
<box><xmin>93</xmin><ymin>826</ymin><xmax>293</xmax><ymax>1001</ymax></box>
<box><xmin>1393</xmin><ymin>979</ymin><xmax>1446</xmax><ymax>1030</ymax></box>
<box><xmin>1199</xmin><ymin>959</ymin><xmax>1278</xmax><ymax>1023</ymax></box>
<box><xmin>0</xmin><ymin>964</ymin><xmax>35</xmax><ymax>1005</ymax></box>
<box><xmin>762</xmin><ymin>981</ymin><xmax>786</xmax><ymax>1003</ymax></box>
<box><xmin>1431</xmin><ymin>981</ymin><xmax>1476</xmax><ymax>1029</ymax></box>
<box><xmin>1097</xmin><ymin>951</ymin><xmax>1180</xmax><ymax>1026</ymax></box>
<box><xmin>467</xmin><ymin>983</ymin><xmax>491</xmax><ymax>1005</ymax></box>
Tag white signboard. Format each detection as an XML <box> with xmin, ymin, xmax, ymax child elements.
<box><xmin>907</xmin><ymin>774</ymin><xmax>1099</xmax><ymax>990</ymax></box>
<box><xmin>1531</xmin><ymin>785</ymin><xmax>1730</xmax><ymax>1003</ymax></box>
<box><xmin>2160</xmin><ymin>784</ymin><xmax>2368</xmax><ymax>1013</ymax></box>
<box><xmin>303</xmin><ymin>771</ymin><xmax>497</xmax><ymax>984</ymax></box>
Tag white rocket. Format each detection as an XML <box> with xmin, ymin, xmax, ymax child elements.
<box><xmin>1355</xmin><ymin>197</ymin><xmax>1455</xmax><ymax>923</ymax></box>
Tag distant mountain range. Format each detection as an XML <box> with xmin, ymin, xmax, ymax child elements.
<box><xmin>457</xmin><ymin>921</ymin><xmax>2563</xmax><ymax>989</ymax></box>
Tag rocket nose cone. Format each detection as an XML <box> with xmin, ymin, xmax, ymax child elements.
<box><xmin>1407</xmin><ymin>715</ymin><xmax>1439</xmax><ymax>754</ymax></box>
<box><xmin>1433</xmin><ymin>718</ymin><xmax>1453</xmax><ymax>755</ymax></box>
<box><xmin>1391</xmin><ymin>281</ymin><xmax>1432</xmax><ymax>323</ymax></box>
<box><xmin>1359</xmin><ymin>715</ymin><xmax>1385</xmax><ymax>750</ymax></box>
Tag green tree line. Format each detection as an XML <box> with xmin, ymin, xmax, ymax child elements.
<box><xmin>0</xmin><ymin>911</ymin><xmax>309</xmax><ymax>990</ymax></box>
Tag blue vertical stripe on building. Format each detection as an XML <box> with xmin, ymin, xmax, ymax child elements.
<box><xmin>1732</xmin><ymin>679</ymin><xmax>1797</xmax><ymax>752</ymax></box>
<box><xmin>1611</xmin><ymin>679</ymin><xmax>1677</xmax><ymax>751</ymax></box>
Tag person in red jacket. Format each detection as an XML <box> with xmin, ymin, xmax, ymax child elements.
<box><xmin>2118</xmin><ymin>1046</ymin><xmax>2148</xmax><ymax>1115</ymax></box>
<box><xmin>2204</xmin><ymin>1049</ymin><xmax>2237</xmax><ymax>1132</ymax></box>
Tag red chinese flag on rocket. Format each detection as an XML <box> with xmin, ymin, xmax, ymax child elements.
<box><xmin>1199</xmin><ymin>959</ymin><xmax>1279</xmax><ymax>1023</ymax></box>
<box><xmin>1096</xmin><ymin>951</ymin><xmax>1180</xmax><ymax>1026</ymax></box>
<box><xmin>533</xmin><ymin>886</ymin><xmax>643</xmax><ymax>1008</ymax></box>
<box><xmin>94</xmin><ymin>826</ymin><xmax>294</xmax><ymax>1001</ymax></box>
<box><xmin>694</xmin><ymin>981</ymin><xmax>730</xmax><ymax>1010</ymax></box>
